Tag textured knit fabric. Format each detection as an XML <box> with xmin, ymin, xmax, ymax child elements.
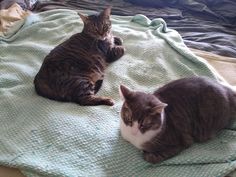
<box><xmin>0</xmin><ymin>9</ymin><xmax>235</xmax><ymax>177</ymax></box>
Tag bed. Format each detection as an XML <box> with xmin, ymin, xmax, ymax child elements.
<box><xmin>0</xmin><ymin>0</ymin><xmax>236</xmax><ymax>177</ymax></box>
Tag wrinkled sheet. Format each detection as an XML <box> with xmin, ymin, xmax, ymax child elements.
<box><xmin>32</xmin><ymin>0</ymin><xmax>236</xmax><ymax>58</ymax></box>
<box><xmin>191</xmin><ymin>48</ymin><xmax>236</xmax><ymax>86</ymax></box>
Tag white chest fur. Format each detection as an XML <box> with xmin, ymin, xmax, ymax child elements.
<box><xmin>120</xmin><ymin>118</ymin><xmax>163</xmax><ymax>150</ymax></box>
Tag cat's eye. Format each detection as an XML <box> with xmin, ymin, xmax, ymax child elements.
<box><xmin>94</xmin><ymin>28</ymin><xmax>99</xmax><ymax>33</ymax></box>
<box><xmin>140</xmin><ymin>124</ymin><xmax>149</xmax><ymax>131</ymax></box>
<box><xmin>91</xmin><ymin>24</ymin><xmax>98</xmax><ymax>31</ymax></box>
<box><xmin>144</xmin><ymin>123</ymin><xmax>151</xmax><ymax>128</ymax></box>
<box><xmin>140</xmin><ymin>120</ymin><xmax>152</xmax><ymax>130</ymax></box>
<box><xmin>92</xmin><ymin>23</ymin><xmax>97</xmax><ymax>27</ymax></box>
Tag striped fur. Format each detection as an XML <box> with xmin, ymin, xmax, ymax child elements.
<box><xmin>34</xmin><ymin>7</ymin><xmax>125</xmax><ymax>106</ymax></box>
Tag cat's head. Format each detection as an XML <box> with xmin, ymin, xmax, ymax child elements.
<box><xmin>119</xmin><ymin>85</ymin><xmax>167</xmax><ymax>134</ymax></box>
<box><xmin>78</xmin><ymin>6</ymin><xmax>112</xmax><ymax>40</ymax></box>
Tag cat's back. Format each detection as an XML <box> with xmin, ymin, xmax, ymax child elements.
<box><xmin>154</xmin><ymin>77</ymin><xmax>236</xmax><ymax>115</ymax></box>
<box><xmin>46</xmin><ymin>33</ymin><xmax>94</xmax><ymax>60</ymax></box>
<box><xmin>155</xmin><ymin>77</ymin><xmax>232</xmax><ymax>99</ymax></box>
<box><xmin>154</xmin><ymin>77</ymin><xmax>236</xmax><ymax>142</ymax></box>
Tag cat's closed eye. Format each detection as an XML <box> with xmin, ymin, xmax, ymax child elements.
<box><xmin>143</xmin><ymin>122</ymin><xmax>152</xmax><ymax>128</ymax></box>
<box><xmin>140</xmin><ymin>120</ymin><xmax>152</xmax><ymax>131</ymax></box>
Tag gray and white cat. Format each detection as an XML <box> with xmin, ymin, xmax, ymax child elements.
<box><xmin>119</xmin><ymin>77</ymin><xmax>236</xmax><ymax>164</ymax></box>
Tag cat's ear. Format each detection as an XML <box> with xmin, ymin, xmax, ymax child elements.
<box><xmin>119</xmin><ymin>85</ymin><xmax>133</xmax><ymax>100</ymax></box>
<box><xmin>100</xmin><ymin>6</ymin><xmax>112</xmax><ymax>18</ymax></box>
<box><xmin>151</xmin><ymin>102</ymin><xmax>168</xmax><ymax>115</ymax></box>
<box><xmin>78</xmin><ymin>13</ymin><xmax>88</xmax><ymax>23</ymax></box>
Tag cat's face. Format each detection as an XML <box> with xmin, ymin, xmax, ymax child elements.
<box><xmin>78</xmin><ymin>7</ymin><xmax>112</xmax><ymax>40</ymax></box>
<box><xmin>119</xmin><ymin>85</ymin><xmax>167</xmax><ymax>149</ymax></box>
<box><xmin>119</xmin><ymin>85</ymin><xmax>167</xmax><ymax>133</ymax></box>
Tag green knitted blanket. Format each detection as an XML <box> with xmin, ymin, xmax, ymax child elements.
<box><xmin>0</xmin><ymin>9</ymin><xmax>236</xmax><ymax>177</ymax></box>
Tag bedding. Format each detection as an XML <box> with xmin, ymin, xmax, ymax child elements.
<box><xmin>1</xmin><ymin>9</ymin><xmax>236</xmax><ymax>177</ymax></box>
<box><xmin>0</xmin><ymin>0</ymin><xmax>38</xmax><ymax>10</ymax></box>
<box><xmin>32</xmin><ymin>0</ymin><xmax>236</xmax><ymax>58</ymax></box>
<box><xmin>190</xmin><ymin>48</ymin><xmax>236</xmax><ymax>87</ymax></box>
<box><xmin>0</xmin><ymin>3</ymin><xmax>30</xmax><ymax>37</ymax></box>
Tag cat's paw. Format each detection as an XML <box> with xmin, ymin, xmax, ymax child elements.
<box><xmin>78</xmin><ymin>96</ymin><xmax>114</xmax><ymax>106</ymax></box>
<box><xmin>107</xmin><ymin>46</ymin><xmax>125</xmax><ymax>62</ymax></box>
<box><xmin>115</xmin><ymin>46</ymin><xmax>125</xmax><ymax>57</ymax></box>
<box><xmin>114</xmin><ymin>37</ymin><xmax>123</xmax><ymax>45</ymax></box>
<box><xmin>143</xmin><ymin>152</ymin><xmax>164</xmax><ymax>164</ymax></box>
<box><xmin>105</xmin><ymin>99</ymin><xmax>115</xmax><ymax>106</ymax></box>
<box><xmin>100</xmin><ymin>97</ymin><xmax>115</xmax><ymax>106</ymax></box>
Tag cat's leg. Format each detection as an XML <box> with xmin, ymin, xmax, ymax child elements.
<box><xmin>78</xmin><ymin>95</ymin><xmax>114</xmax><ymax>106</ymax></box>
<box><xmin>70</xmin><ymin>79</ymin><xmax>114</xmax><ymax>106</ymax></box>
<box><xmin>106</xmin><ymin>46</ymin><xmax>125</xmax><ymax>63</ymax></box>
<box><xmin>143</xmin><ymin>146</ymin><xmax>184</xmax><ymax>164</ymax></box>
<box><xmin>94</xmin><ymin>80</ymin><xmax>103</xmax><ymax>94</ymax></box>
<box><xmin>114</xmin><ymin>36</ymin><xmax>123</xmax><ymax>46</ymax></box>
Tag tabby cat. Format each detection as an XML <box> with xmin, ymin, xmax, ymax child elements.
<box><xmin>34</xmin><ymin>7</ymin><xmax>125</xmax><ymax>106</ymax></box>
<box><xmin>119</xmin><ymin>77</ymin><xmax>236</xmax><ymax>164</ymax></box>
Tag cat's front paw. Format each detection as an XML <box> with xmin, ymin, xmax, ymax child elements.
<box><xmin>98</xmin><ymin>97</ymin><xmax>115</xmax><ymax>106</ymax></box>
<box><xmin>106</xmin><ymin>98</ymin><xmax>115</xmax><ymax>106</ymax></box>
<box><xmin>143</xmin><ymin>151</ymin><xmax>164</xmax><ymax>164</ymax></box>
<box><xmin>107</xmin><ymin>46</ymin><xmax>125</xmax><ymax>62</ymax></box>
<box><xmin>116</xmin><ymin>46</ymin><xmax>125</xmax><ymax>57</ymax></box>
<box><xmin>114</xmin><ymin>37</ymin><xmax>123</xmax><ymax>46</ymax></box>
